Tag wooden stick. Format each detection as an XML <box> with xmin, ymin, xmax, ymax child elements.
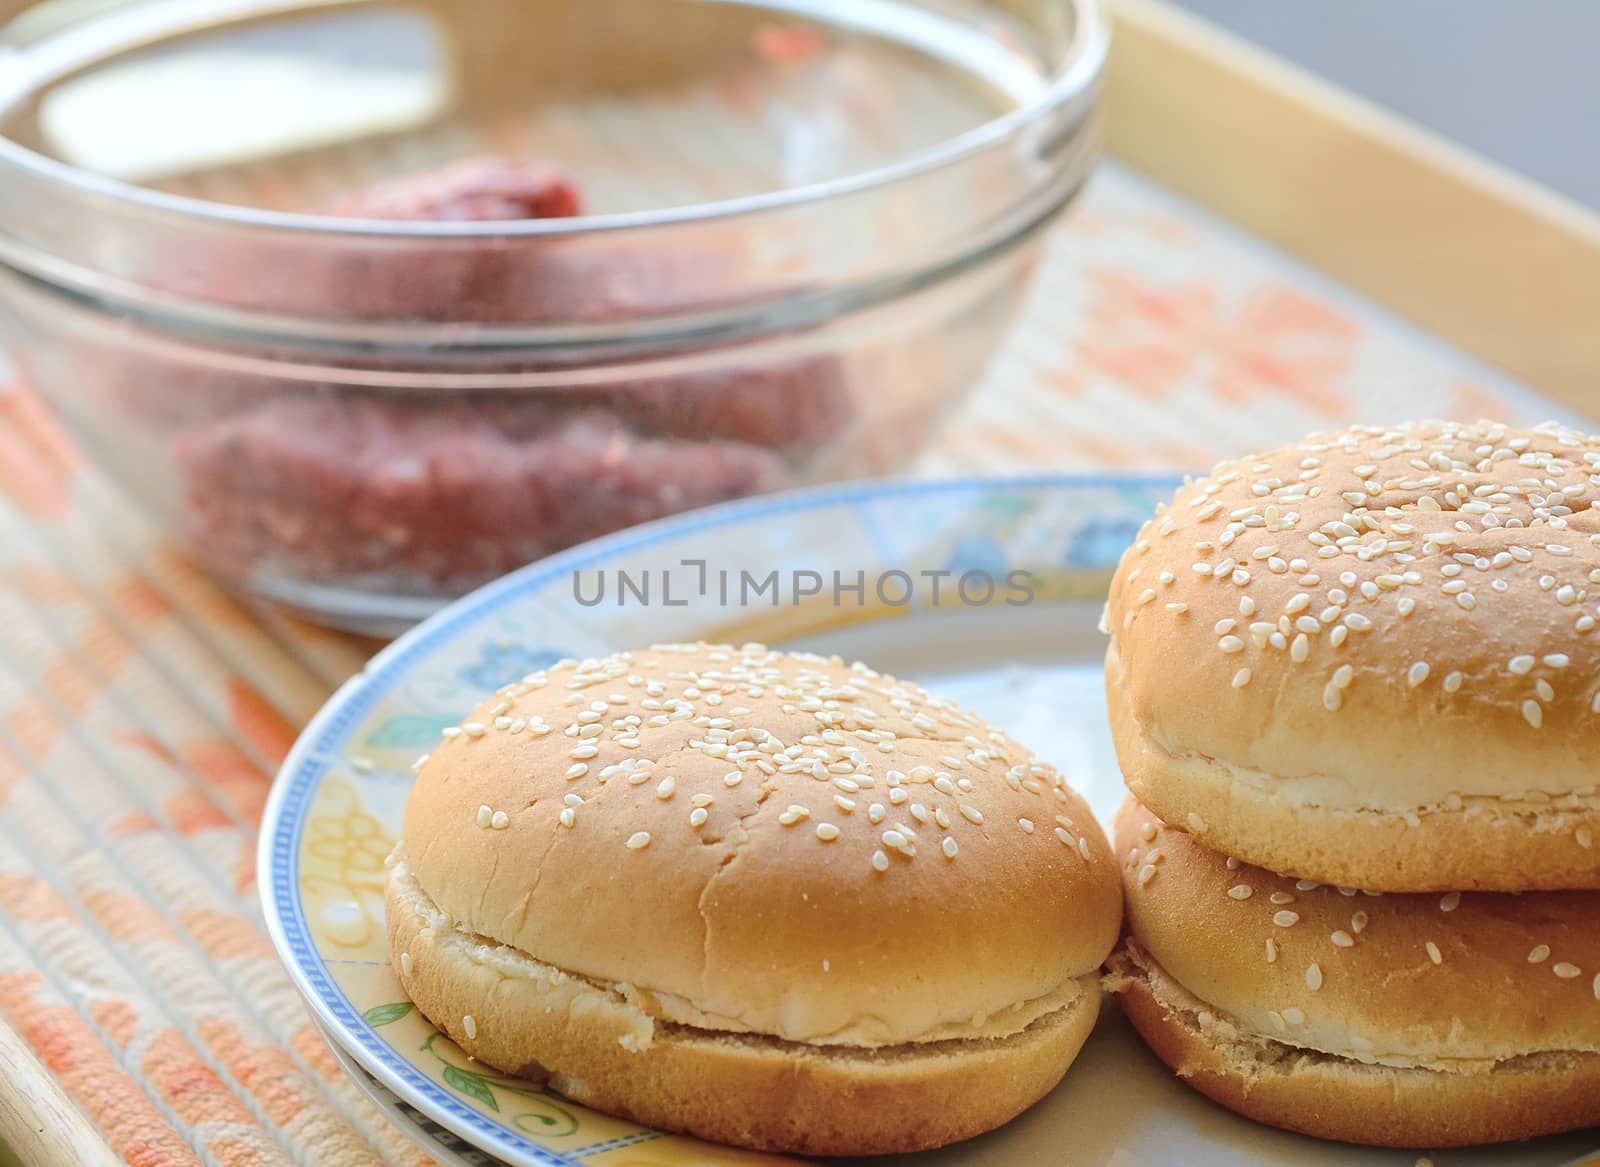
<box><xmin>0</xmin><ymin>1018</ymin><xmax>119</xmax><ymax>1167</ymax></box>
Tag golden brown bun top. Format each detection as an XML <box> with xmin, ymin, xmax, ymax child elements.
<box><xmin>401</xmin><ymin>644</ymin><xmax>1122</xmax><ymax>1047</ymax></box>
<box><xmin>1115</xmin><ymin>801</ymin><xmax>1600</xmax><ymax>1066</ymax></box>
<box><xmin>1106</xmin><ymin>420</ymin><xmax>1600</xmax><ymax>810</ymax></box>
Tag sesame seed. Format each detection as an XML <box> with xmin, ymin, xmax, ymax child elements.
<box><xmin>1528</xmin><ymin>944</ymin><xmax>1551</xmax><ymax>964</ymax></box>
<box><xmin>1227</xmin><ymin>884</ymin><xmax>1253</xmax><ymax>900</ymax></box>
<box><xmin>1218</xmin><ymin>636</ymin><xmax>1245</xmax><ymax>654</ymax></box>
<box><xmin>1138</xmin><ymin>864</ymin><xmax>1159</xmax><ymax>885</ymax></box>
<box><xmin>490</xmin><ymin>811</ymin><xmax>510</xmax><ymax>830</ymax></box>
<box><xmin>1305</xmin><ymin>963</ymin><xmax>1324</xmax><ymax>990</ymax></box>
<box><xmin>1282</xmin><ymin>1007</ymin><xmax>1305</xmax><ymax>1025</ymax></box>
<box><xmin>1439</xmin><ymin>892</ymin><xmax>1462</xmax><ymax>912</ymax></box>
<box><xmin>1522</xmin><ymin>700</ymin><xmax>1544</xmax><ymax>729</ymax></box>
<box><xmin>1509</xmin><ymin>654</ymin><xmax>1536</xmax><ymax>675</ymax></box>
<box><xmin>626</xmin><ymin>831</ymin><xmax>651</xmax><ymax>850</ymax></box>
<box><xmin>943</xmin><ymin>837</ymin><xmax>960</xmax><ymax>859</ymax></box>
<box><xmin>462</xmin><ymin>1015</ymin><xmax>477</xmax><ymax>1040</ymax></box>
<box><xmin>871</xmin><ymin>849</ymin><xmax>889</xmax><ymax>872</ymax></box>
<box><xmin>1407</xmin><ymin>662</ymin><xmax>1430</xmax><ymax>687</ymax></box>
<box><xmin>1265</xmin><ymin>939</ymin><xmax>1277</xmax><ymax>962</ymax></box>
<box><xmin>565</xmin><ymin>763</ymin><xmax>589</xmax><ymax>780</ymax></box>
<box><xmin>475</xmin><ymin>805</ymin><xmax>492</xmax><ymax>828</ymax></box>
<box><xmin>1426</xmin><ymin>942</ymin><xmax>1443</xmax><ymax>965</ymax></box>
<box><xmin>1270</xmin><ymin>891</ymin><xmax>1295</xmax><ymax>905</ymax></box>
<box><xmin>1273</xmin><ymin>911</ymin><xmax>1300</xmax><ymax>927</ymax></box>
<box><xmin>1443</xmin><ymin>672</ymin><xmax>1463</xmax><ymax>693</ymax></box>
<box><xmin>462</xmin><ymin>722</ymin><xmax>487</xmax><ymax>738</ymax></box>
<box><xmin>1554</xmin><ymin>962</ymin><xmax>1583</xmax><ymax>979</ymax></box>
<box><xmin>656</xmin><ymin>777</ymin><xmax>676</xmax><ymax>800</ymax></box>
<box><xmin>688</xmin><ymin>808</ymin><xmax>708</xmax><ymax>828</ymax></box>
<box><xmin>1019</xmin><ymin>818</ymin><xmax>1035</xmax><ymax>834</ymax></box>
<box><xmin>816</xmin><ymin>823</ymin><xmax>840</xmax><ymax>842</ymax></box>
<box><xmin>1331</xmin><ymin>930</ymin><xmax>1354</xmax><ymax>948</ymax></box>
<box><xmin>959</xmin><ymin>804</ymin><xmax>985</xmax><ymax>825</ymax></box>
<box><xmin>1578</xmin><ymin>826</ymin><xmax>1594</xmax><ymax>849</ymax></box>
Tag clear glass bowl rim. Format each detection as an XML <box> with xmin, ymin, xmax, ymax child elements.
<box><xmin>0</xmin><ymin>0</ymin><xmax>1109</xmax><ymax>241</ymax></box>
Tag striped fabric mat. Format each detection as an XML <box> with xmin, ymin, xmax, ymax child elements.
<box><xmin>0</xmin><ymin>161</ymin><xmax>1575</xmax><ymax>1166</ymax></box>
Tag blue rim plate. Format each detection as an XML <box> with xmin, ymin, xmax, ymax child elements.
<box><xmin>259</xmin><ymin>473</ymin><xmax>1600</xmax><ymax>1167</ymax></box>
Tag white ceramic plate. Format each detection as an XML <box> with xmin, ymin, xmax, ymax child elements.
<box><xmin>260</xmin><ymin>475</ymin><xmax>1600</xmax><ymax>1167</ymax></box>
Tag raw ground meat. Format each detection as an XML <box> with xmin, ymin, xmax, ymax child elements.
<box><xmin>179</xmin><ymin>397</ymin><xmax>793</xmax><ymax>589</ymax></box>
<box><xmin>160</xmin><ymin>155</ymin><xmax>855</xmax><ymax>594</ymax></box>
<box><xmin>324</xmin><ymin>156</ymin><xmax>583</xmax><ymax>221</ymax></box>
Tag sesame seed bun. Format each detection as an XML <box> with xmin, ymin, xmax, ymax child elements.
<box><xmin>391</xmin><ymin>643</ymin><xmax>1123</xmax><ymax>1154</ymax></box>
<box><xmin>1105</xmin><ymin>800</ymin><xmax>1600</xmax><ymax>1147</ymax></box>
<box><xmin>1105</xmin><ymin>420</ymin><xmax>1600</xmax><ymax>892</ymax></box>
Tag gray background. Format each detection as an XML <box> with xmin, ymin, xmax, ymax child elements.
<box><xmin>1173</xmin><ymin>0</ymin><xmax>1600</xmax><ymax>209</ymax></box>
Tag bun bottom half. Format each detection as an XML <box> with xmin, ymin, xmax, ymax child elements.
<box><xmin>1105</xmin><ymin>942</ymin><xmax>1600</xmax><ymax>1148</ymax></box>
<box><xmin>387</xmin><ymin>870</ymin><xmax>1100</xmax><ymax>1156</ymax></box>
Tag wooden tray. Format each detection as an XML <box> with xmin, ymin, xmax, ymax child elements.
<box><xmin>1106</xmin><ymin>0</ymin><xmax>1600</xmax><ymax>419</ymax></box>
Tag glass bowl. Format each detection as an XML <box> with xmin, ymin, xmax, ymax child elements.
<box><xmin>0</xmin><ymin>0</ymin><xmax>1106</xmax><ymax>632</ymax></box>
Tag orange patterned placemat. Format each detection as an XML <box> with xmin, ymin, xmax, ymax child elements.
<box><xmin>0</xmin><ymin>161</ymin><xmax>1579</xmax><ymax>1167</ymax></box>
